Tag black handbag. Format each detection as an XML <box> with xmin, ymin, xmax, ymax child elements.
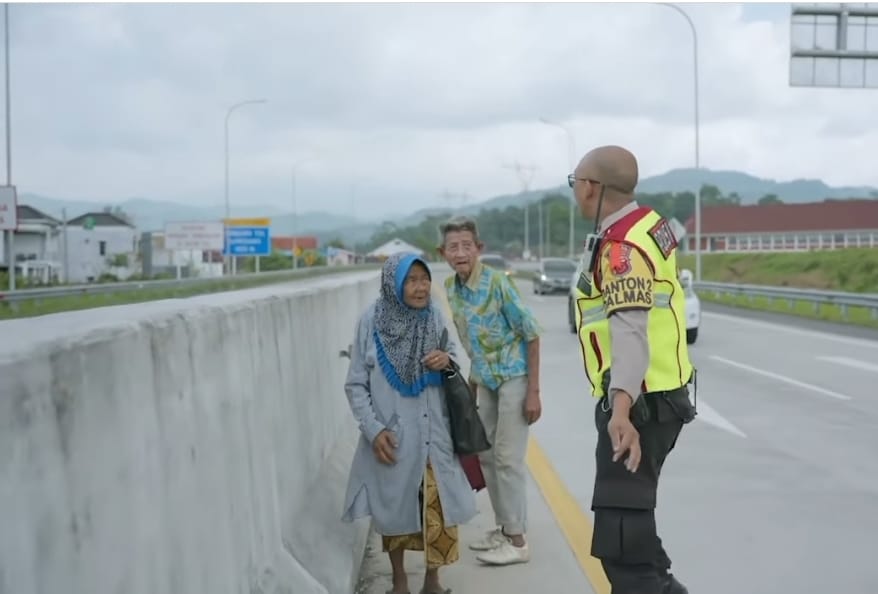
<box><xmin>438</xmin><ymin>328</ymin><xmax>492</xmax><ymax>455</ymax></box>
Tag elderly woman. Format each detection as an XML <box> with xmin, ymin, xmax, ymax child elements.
<box><xmin>342</xmin><ymin>253</ymin><xmax>477</xmax><ymax>594</ymax></box>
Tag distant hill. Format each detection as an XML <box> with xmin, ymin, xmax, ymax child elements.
<box><xmin>367</xmin><ymin>168</ymin><xmax>878</xmax><ymax>237</ymax></box>
<box><xmin>636</xmin><ymin>168</ymin><xmax>878</xmax><ymax>203</ymax></box>
<box><xmin>19</xmin><ymin>193</ymin><xmax>360</xmax><ymax>235</ymax></box>
<box><xmin>18</xmin><ymin>168</ymin><xmax>878</xmax><ymax>244</ymax></box>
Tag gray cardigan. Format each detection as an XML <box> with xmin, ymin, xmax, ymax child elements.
<box><xmin>340</xmin><ymin>301</ymin><xmax>478</xmax><ymax>536</ymax></box>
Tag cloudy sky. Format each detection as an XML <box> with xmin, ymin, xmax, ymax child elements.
<box><xmin>8</xmin><ymin>1</ymin><xmax>878</xmax><ymax>220</ymax></box>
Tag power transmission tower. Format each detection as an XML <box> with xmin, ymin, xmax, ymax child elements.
<box><xmin>438</xmin><ymin>190</ymin><xmax>471</xmax><ymax>214</ymax></box>
<box><xmin>502</xmin><ymin>161</ymin><xmax>539</xmax><ymax>259</ymax></box>
<box><xmin>438</xmin><ymin>189</ymin><xmax>455</xmax><ymax>211</ymax></box>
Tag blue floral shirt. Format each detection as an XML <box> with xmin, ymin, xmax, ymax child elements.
<box><xmin>444</xmin><ymin>261</ymin><xmax>542</xmax><ymax>391</ymax></box>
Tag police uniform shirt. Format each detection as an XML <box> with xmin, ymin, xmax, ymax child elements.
<box><xmin>598</xmin><ymin>201</ymin><xmax>652</xmax><ymax>407</ymax></box>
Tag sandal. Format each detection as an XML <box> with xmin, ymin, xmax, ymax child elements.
<box><xmin>419</xmin><ymin>589</ymin><xmax>451</xmax><ymax>594</ymax></box>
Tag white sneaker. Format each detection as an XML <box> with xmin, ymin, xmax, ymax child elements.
<box><xmin>476</xmin><ymin>539</ymin><xmax>530</xmax><ymax>566</ymax></box>
<box><xmin>468</xmin><ymin>528</ymin><xmax>507</xmax><ymax>551</ymax></box>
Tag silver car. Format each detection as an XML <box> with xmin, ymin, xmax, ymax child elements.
<box><xmin>479</xmin><ymin>253</ymin><xmax>512</xmax><ymax>277</ymax></box>
<box><xmin>533</xmin><ymin>257</ymin><xmax>578</xmax><ymax>295</ymax></box>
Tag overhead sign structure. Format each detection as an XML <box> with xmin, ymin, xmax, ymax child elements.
<box><xmin>0</xmin><ymin>185</ymin><xmax>18</xmax><ymax>231</ymax></box>
<box><xmin>164</xmin><ymin>221</ymin><xmax>225</xmax><ymax>251</ymax></box>
<box><xmin>223</xmin><ymin>217</ymin><xmax>272</xmax><ymax>256</ymax></box>
<box><xmin>789</xmin><ymin>3</ymin><xmax>878</xmax><ymax>88</ymax></box>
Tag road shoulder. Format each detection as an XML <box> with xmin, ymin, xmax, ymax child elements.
<box><xmin>355</xmin><ymin>471</ymin><xmax>597</xmax><ymax>594</ymax></box>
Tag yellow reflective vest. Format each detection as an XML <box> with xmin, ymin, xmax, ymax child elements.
<box><xmin>573</xmin><ymin>207</ymin><xmax>693</xmax><ymax>398</ymax></box>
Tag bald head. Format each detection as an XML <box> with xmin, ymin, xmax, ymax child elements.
<box><xmin>575</xmin><ymin>145</ymin><xmax>639</xmax><ymax>197</ymax></box>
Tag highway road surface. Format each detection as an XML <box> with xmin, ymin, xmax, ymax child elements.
<box><xmin>359</xmin><ymin>268</ymin><xmax>878</xmax><ymax>594</ymax></box>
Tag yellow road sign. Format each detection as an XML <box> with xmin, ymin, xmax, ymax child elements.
<box><xmin>223</xmin><ymin>217</ymin><xmax>271</xmax><ymax>227</ymax></box>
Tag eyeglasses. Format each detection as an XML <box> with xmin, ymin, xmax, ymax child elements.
<box><xmin>567</xmin><ymin>174</ymin><xmax>630</xmax><ymax>193</ymax></box>
<box><xmin>568</xmin><ymin>174</ymin><xmax>597</xmax><ymax>188</ymax></box>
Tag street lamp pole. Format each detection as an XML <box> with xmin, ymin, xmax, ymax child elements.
<box><xmin>4</xmin><ymin>3</ymin><xmax>13</xmax><ymax>291</ymax></box>
<box><xmin>223</xmin><ymin>98</ymin><xmax>267</xmax><ymax>275</ymax></box>
<box><xmin>659</xmin><ymin>2</ymin><xmax>701</xmax><ymax>280</ymax></box>
<box><xmin>539</xmin><ymin>117</ymin><xmax>577</xmax><ymax>259</ymax></box>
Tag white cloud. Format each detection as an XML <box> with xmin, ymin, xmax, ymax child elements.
<box><xmin>7</xmin><ymin>2</ymin><xmax>878</xmax><ymax>220</ymax></box>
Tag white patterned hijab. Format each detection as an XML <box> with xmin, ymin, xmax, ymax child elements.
<box><xmin>373</xmin><ymin>253</ymin><xmax>442</xmax><ymax>397</ymax></box>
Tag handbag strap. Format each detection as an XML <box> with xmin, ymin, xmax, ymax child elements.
<box><xmin>438</xmin><ymin>327</ymin><xmax>461</xmax><ymax>374</ymax></box>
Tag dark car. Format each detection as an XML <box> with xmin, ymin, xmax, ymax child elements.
<box><xmin>533</xmin><ymin>257</ymin><xmax>577</xmax><ymax>295</ymax></box>
<box><xmin>479</xmin><ymin>253</ymin><xmax>512</xmax><ymax>276</ymax></box>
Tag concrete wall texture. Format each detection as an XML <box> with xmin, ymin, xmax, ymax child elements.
<box><xmin>0</xmin><ymin>270</ymin><xmax>381</xmax><ymax>594</ymax></box>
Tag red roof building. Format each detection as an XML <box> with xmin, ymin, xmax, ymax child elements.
<box><xmin>683</xmin><ymin>200</ymin><xmax>878</xmax><ymax>253</ymax></box>
<box><xmin>271</xmin><ymin>236</ymin><xmax>318</xmax><ymax>253</ymax></box>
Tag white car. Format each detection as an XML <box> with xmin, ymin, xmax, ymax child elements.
<box><xmin>679</xmin><ymin>268</ymin><xmax>701</xmax><ymax>345</ymax></box>
<box><xmin>567</xmin><ymin>261</ymin><xmax>701</xmax><ymax>345</ymax></box>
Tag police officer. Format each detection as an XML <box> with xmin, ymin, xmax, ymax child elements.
<box><xmin>569</xmin><ymin>145</ymin><xmax>696</xmax><ymax>594</ymax></box>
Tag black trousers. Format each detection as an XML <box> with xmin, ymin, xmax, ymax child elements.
<box><xmin>590</xmin><ymin>389</ymin><xmax>695</xmax><ymax>594</ymax></box>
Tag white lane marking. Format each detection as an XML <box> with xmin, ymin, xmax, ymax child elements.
<box><xmin>709</xmin><ymin>355</ymin><xmax>852</xmax><ymax>401</ymax></box>
<box><xmin>816</xmin><ymin>355</ymin><xmax>878</xmax><ymax>374</ymax></box>
<box><xmin>702</xmin><ymin>311</ymin><xmax>878</xmax><ymax>350</ymax></box>
<box><xmin>695</xmin><ymin>399</ymin><xmax>747</xmax><ymax>438</ymax></box>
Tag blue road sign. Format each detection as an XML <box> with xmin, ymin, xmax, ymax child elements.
<box><xmin>224</xmin><ymin>226</ymin><xmax>271</xmax><ymax>256</ymax></box>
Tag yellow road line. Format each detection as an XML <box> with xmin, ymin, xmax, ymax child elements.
<box><xmin>526</xmin><ymin>438</ymin><xmax>610</xmax><ymax>594</ymax></box>
<box><xmin>431</xmin><ymin>278</ymin><xmax>609</xmax><ymax>593</ymax></box>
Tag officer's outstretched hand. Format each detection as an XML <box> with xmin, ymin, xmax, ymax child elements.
<box><xmin>608</xmin><ymin>393</ymin><xmax>641</xmax><ymax>473</ymax></box>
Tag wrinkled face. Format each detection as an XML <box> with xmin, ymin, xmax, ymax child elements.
<box><xmin>402</xmin><ymin>261</ymin><xmax>431</xmax><ymax>309</ymax></box>
<box><xmin>440</xmin><ymin>230</ymin><xmax>482</xmax><ymax>279</ymax></box>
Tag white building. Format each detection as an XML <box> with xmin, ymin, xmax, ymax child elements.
<box><xmin>326</xmin><ymin>246</ymin><xmax>358</xmax><ymax>266</ymax></box>
<box><xmin>0</xmin><ymin>205</ymin><xmax>63</xmax><ymax>283</ymax></box>
<box><xmin>65</xmin><ymin>212</ymin><xmax>139</xmax><ymax>283</ymax></box>
<box><xmin>367</xmin><ymin>238</ymin><xmax>424</xmax><ymax>259</ymax></box>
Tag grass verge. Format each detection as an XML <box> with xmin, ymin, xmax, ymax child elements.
<box><xmin>678</xmin><ymin>249</ymin><xmax>878</xmax><ymax>328</ymax></box>
<box><xmin>0</xmin><ymin>265</ymin><xmax>380</xmax><ymax>320</ymax></box>
<box><xmin>677</xmin><ymin>248</ymin><xmax>878</xmax><ymax>293</ymax></box>
<box><xmin>697</xmin><ymin>290</ymin><xmax>878</xmax><ymax>329</ymax></box>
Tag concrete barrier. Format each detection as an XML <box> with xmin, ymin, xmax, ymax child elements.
<box><xmin>0</xmin><ymin>271</ymin><xmax>381</xmax><ymax>594</ymax></box>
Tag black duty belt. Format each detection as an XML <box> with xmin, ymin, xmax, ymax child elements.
<box><xmin>599</xmin><ymin>370</ymin><xmax>698</xmax><ymax>427</ymax></box>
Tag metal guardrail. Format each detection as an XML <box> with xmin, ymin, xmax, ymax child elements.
<box><xmin>0</xmin><ymin>264</ymin><xmax>380</xmax><ymax>305</ymax></box>
<box><xmin>693</xmin><ymin>280</ymin><xmax>878</xmax><ymax>321</ymax></box>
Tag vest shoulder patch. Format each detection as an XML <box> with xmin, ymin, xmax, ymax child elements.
<box><xmin>646</xmin><ymin>217</ymin><xmax>678</xmax><ymax>259</ymax></box>
<box><xmin>608</xmin><ymin>242</ymin><xmax>633</xmax><ymax>276</ymax></box>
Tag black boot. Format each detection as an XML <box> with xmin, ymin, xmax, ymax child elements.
<box><xmin>661</xmin><ymin>574</ymin><xmax>688</xmax><ymax>594</ymax></box>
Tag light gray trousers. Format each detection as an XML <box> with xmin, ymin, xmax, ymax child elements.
<box><xmin>476</xmin><ymin>375</ymin><xmax>530</xmax><ymax>535</ymax></box>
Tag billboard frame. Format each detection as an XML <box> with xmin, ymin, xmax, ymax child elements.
<box><xmin>163</xmin><ymin>220</ymin><xmax>225</xmax><ymax>252</ymax></box>
<box><xmin>789</xmin><ymin>3</ymin><xmax>878</xmax><ymax>89</ymax></box>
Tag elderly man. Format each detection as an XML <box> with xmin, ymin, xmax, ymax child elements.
<box><xmin>438</xmin><ymin>216</ymin><xmax>542</xmax><ymax>567</ymax></box>
<box><xmin>569</xmin><ymin>145</ymin><xmax>697</xmax><ymax>594</ymax></box>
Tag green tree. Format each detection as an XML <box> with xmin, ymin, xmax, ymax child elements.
<box><xmin>358</xmin><ymin>185</ymin><xmax>746</xmax><ymax>259</ymax></box>
<box><xmin>758</xmin><ymin>193</ymin><xmax>783</xmax><ymax>205</ymax></box>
